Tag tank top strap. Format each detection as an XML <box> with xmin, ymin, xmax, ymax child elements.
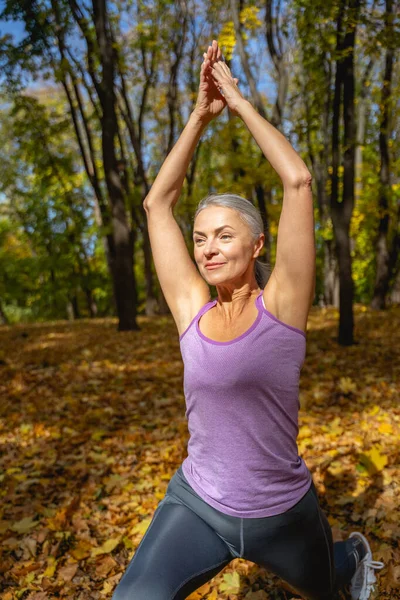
<box><xmin>255</xmin><ymin>289</ymin><xmax>265</xmax><ymax>310</ymax></box>
<box><xmin>179</xmin><ymin>297</ymin><xmax>217</xmax><ymax>342</ymax></box>
<box><xmin>198</xmin><ymin>297</ymin><xmax>217</xmax><ymax>317</ymax></box>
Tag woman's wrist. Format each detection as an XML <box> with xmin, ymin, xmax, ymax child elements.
<box><xmin>235</xmin><ymin>98</ymin><xmax>253</xmax><ymax>120</ymax></box>
<box><xmin>190</xmin><ymin>109</ymin><xmax>212</xmax><ymax>128</ymax></box>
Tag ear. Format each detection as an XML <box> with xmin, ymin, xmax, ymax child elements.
<box><xmin>253</xmin><ymin>234</ymin><xmax>265</xmax><ymax>258</ymax></box>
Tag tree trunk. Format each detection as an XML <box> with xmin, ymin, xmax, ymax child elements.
<box><xmin>72</xmin><ymin>294</ymin><xmax>80</xmax><ymax>319</ymax></box>
<box><xmin>324</xmin><ymin>240</ymin><xmax>338</xmax><ymax>307</ymax></box>
<box><xmin>330</xmin><ymin>0</ymin><xmax>359</xmax><ymax>345</ymax></box>
<box><xmin>390</xmin><ymin>270</ymin><xmax>400</xmax><ymax>304</ymax></box>
<box><xmin>84</xmin><ymin>287</ymin><xmax>98</xmax><ymax>317</ymax></box>
<box><xmin>0</xmin><ymin>300</ymin><xmax>9</xmax><ymax>325</ymax></box>
<box><xmin>371</xmin><ymin>0</ymin><xmax>394</xmax><ymax>310</ymax></box>
<box><xmin>92</xmin><ymin>0</ymin><xmax>138</xmax><ymax>331</ymax></box>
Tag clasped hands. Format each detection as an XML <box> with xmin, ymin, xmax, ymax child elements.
<box><xmin>193</xmin><ymin>39</ymin><xmax>246</xmax><ymax>124</ymax></box>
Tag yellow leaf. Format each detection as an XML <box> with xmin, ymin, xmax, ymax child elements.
<box><xmin>25</xmin><ymin>572</ymin><xmax>35</xmax><ymax>584</ymax></box>
<box><xmin>6</xmin><ymin>467</ymin><xmax>22</xmax><ymax>475</ymax></box>
<box><xmin>329</xmin><ymin>417</ymin><xmax>344</xmax><ymax>437</ymax></box>
<box><xmin>327</xmin><ymin>460</ymin><xmax>344</xmax><ymax>476</ymax></box>
<box><xmin>378</xmin><ymin>423</ymin><xmax>393</xmax><ymax>435</ymax></box>
<box><xmin>122</xmin><ymin>536</ymin><xmax>134</xmax><ymax>550</ymax></box>
<box><xmin>101</xmin><ymin>580</ymin><xmax>116</xmax><ymax>595</ymax></box>
<box><xmin>239</xmin><ymin>6</ymin><xmax>262</xmax><ymax>30</ymax></box>
<box><xmin>298</xmin><ymin>425</ymin><xmax>312</xmax><ymax>439</ymax></box>
<box><xmin>131</xmin><ymin>518</ymin><xmax>151</xmax><ymax>536</ymax></box>
<box><xmin>219</xmin><ymin>571</ymin><xmax>241</xmax><ymax>594</ymax></box>
<box><xmin>91</xmin><ymin>537</ymin><xmax>121</xmax><ymax>557</ymax></box>
<box><xmin>70</xmin><ymin>539</ymin><xmax>92</xmax><ymax>560</ymax></box>
<box><xmin>218</xmin><ymin>23</ymin><xmax>236</xmax><ymax>61</ymax></box>
<box><xmin>359</xmin><ymin>447</ymin><xmax>388</xmax><ymax>475</ymax></box>
<box><xmin>43</xmin><ymin>556</ymin><xmax>57</xmax><ymax>578</ymax></box>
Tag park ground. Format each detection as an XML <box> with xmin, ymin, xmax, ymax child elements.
<box><xmin>0</xmin><ymin>304</ymin><xmax>399</xmax><ymax>599</ymax></box>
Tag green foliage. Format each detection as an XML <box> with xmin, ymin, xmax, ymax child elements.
<box><xmin>0</xmin><ymin>0</ymin><xmax>399</xmax><ymax>323</ymax></box>
<box><xmin>0</xmin><ymin>92</ymin><xmax>111</xmax><ymax>322</ymax></box>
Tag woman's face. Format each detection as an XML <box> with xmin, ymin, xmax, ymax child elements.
<box><xmin>193</xmin><ymin>206</ymin><xmax>260</xmax><ymax>285</ymax></box>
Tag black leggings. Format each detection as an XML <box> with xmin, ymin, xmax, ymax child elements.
<box><xmin>112</xmin><ymin>467</ymin><xmax>356</xmax><ymax>600</ymax></box>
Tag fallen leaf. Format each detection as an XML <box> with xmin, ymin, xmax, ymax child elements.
<box><xmin>219</xmin><ymin>571</ymin><xmax>240</xmax><ymax>594</ymax></box>
<box><xmin>130</xmin><ymin>518</ymin><xmax>151</xmax><ymax>536</ymax></box>
<box><xmin>91</xmin><ymin>537</ymin><xmax>121</xmax><ymax>557</ymax></box>
<box><xmin>95</xmin><ymin>555</ymin><xmax>117</xmax><ymax>578</ymax></box>
<box><xmin>58</xmin><ymin>562</ymin><xmax>78</xmax><ymax>582</ymax></box>
<box><xmin>378</xmin><ymin>423</ymin><xmax>393</xmax><ymax>435</ymax></box>
<box><xmin>43</xmin><ymin>556</ymin><xmax>57</xmax><ymax>578</ymax></box>
<box><xmin>359</xmin><ymin>447</ymin><xmax>388</xmax><ymax>475</ymax></box>
<box><xmin>11</xmin><ymin>517</ymin><xmax>39</xmax><ymax>534</ymax></box>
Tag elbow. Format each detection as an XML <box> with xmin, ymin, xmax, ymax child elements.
<box><xmin>143</xmin><ymin>196</ymin><xmax>152</xmax><ymax>212</ymax></box>
<box><xmin>285</xmin><ymin>171</ymin><xmax>313</xmax><ymax>189</ymax></box>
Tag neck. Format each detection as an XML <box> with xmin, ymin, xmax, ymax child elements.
<box><xmin>215</xmin><ymin>284</ymin><xmax>261</xmax><ymax>307</ymax></box>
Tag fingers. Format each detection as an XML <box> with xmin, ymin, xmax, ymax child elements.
<box><xmin>203</xmin><ymin>40</ymin><xmax>223</xmax><ymax>67</ymax></box>
<box><xmin>212</xmin><ymin>61</ymin><xmax>231</xmax><ymax>77</ymax></box>
<box><xmin>212</xmin><ymin>39</ymin><xmax>218</xmax><ymax>62</ymax></box>
<box><xmin>200</xmin><ymin>58</ymin><xmax>209</xmax><ymax>82</ymax></box>
<box><xmin>201</xmin><ymin>40</ymin><xmax>232</xmax><ymax>85</ymax></box>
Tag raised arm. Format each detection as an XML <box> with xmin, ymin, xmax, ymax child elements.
<box><xmin>210</xmin><ymin>58</ymin><xmax>315</xmax><ymax>333</ymax></box>
<box><xmin>143</xmin><ymin>42</ymin><xmax>229</xmax><ymax>334</ymax></box>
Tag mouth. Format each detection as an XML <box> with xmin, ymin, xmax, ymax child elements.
<box><xmin>205</xmin><ymin>263</ymin><xmax>225</xmax><ymax>270</ymax></box>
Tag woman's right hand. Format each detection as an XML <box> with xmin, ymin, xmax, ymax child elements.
<box><xmin>193</xmin><ymin>40</ymin><xmax>238</xmax><ymax>124</ymax></box>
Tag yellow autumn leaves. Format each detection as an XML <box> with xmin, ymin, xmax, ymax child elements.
<box><xmin>218</xmin><ymin>7</ymin><xmax>263</xmax><ymax>61</ymax></box>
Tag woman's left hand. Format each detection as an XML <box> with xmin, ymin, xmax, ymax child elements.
<box><xmin>209</xmin><ymin>61</ymin><xmax>245</xmax><ymax>117</ymax></box>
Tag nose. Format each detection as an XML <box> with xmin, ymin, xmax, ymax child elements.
<box><xmin>203</xmin><ymin>239</ymin><xmax>219</xmax><ymax>257</ymax></box>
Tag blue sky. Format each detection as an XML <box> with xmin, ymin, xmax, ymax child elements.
<box><xmin>0</xmin><ymin>10</ymin><xmax>26</xmax><ymax>41</ymax></box>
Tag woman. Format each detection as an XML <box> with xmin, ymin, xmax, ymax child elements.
<box><xmin>112</xmin><ymin>40</ymin><xmax>383</xmax><ymax>600</ymax></box>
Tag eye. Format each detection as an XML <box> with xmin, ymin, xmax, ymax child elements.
<box><xmin>194</xmin><ymin>238</ymin><xmax>204</xmax><ymax>244</ymax></box>
<box><xmin>221</xmin><ymin>234</ymin><xmax>232</xmax><ymax>240</ymax></box>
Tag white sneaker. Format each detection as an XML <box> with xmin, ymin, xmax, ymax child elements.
<box><xmin>349</xmin><ymin>532</ymin><xmax>384</xmax><ymax>600</ymax></box>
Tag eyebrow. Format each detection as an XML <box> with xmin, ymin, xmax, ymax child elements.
<box><xmin>193</xmin><ymin>225</ymin><xmax>235</xmax><ymax>236</ymax></box>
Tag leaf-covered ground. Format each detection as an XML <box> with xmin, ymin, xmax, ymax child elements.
<box><xmin>1</xmin><ymin>304</ymin><xmax>399</xmax><ymax>600</ymax></box>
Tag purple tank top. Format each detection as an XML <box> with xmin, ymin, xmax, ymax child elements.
<box><xmin>179</xmin><ymin>290</ymin><xmax>312</xmax><ymax>518</ymax></box>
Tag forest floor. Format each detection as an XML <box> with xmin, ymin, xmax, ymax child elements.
<box><xmin>0</xmin><ymin>304</ymin><xmax>399</xmax><ymax>600</ymax></box>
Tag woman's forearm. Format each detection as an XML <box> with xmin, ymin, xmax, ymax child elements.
<box><xmin>144</xmin><ymin>112</ymin><xmax>207</xmax><ymax>209</ymax></box>
<box><xmin>236</xmin><ymin>99</ymin><xmax>311</xmax><ymax>187</ymax></box>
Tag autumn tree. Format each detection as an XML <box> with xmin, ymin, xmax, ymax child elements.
<box><xmin>0</xmin><ymin>94</ymin><xmax>106</xmax><ymax>321</ymax></box>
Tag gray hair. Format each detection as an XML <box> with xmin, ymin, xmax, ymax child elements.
<box><xmin>194</xmin><ymin>193</ymin><xmax>271</xmax><ymax>288</ymax></box>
